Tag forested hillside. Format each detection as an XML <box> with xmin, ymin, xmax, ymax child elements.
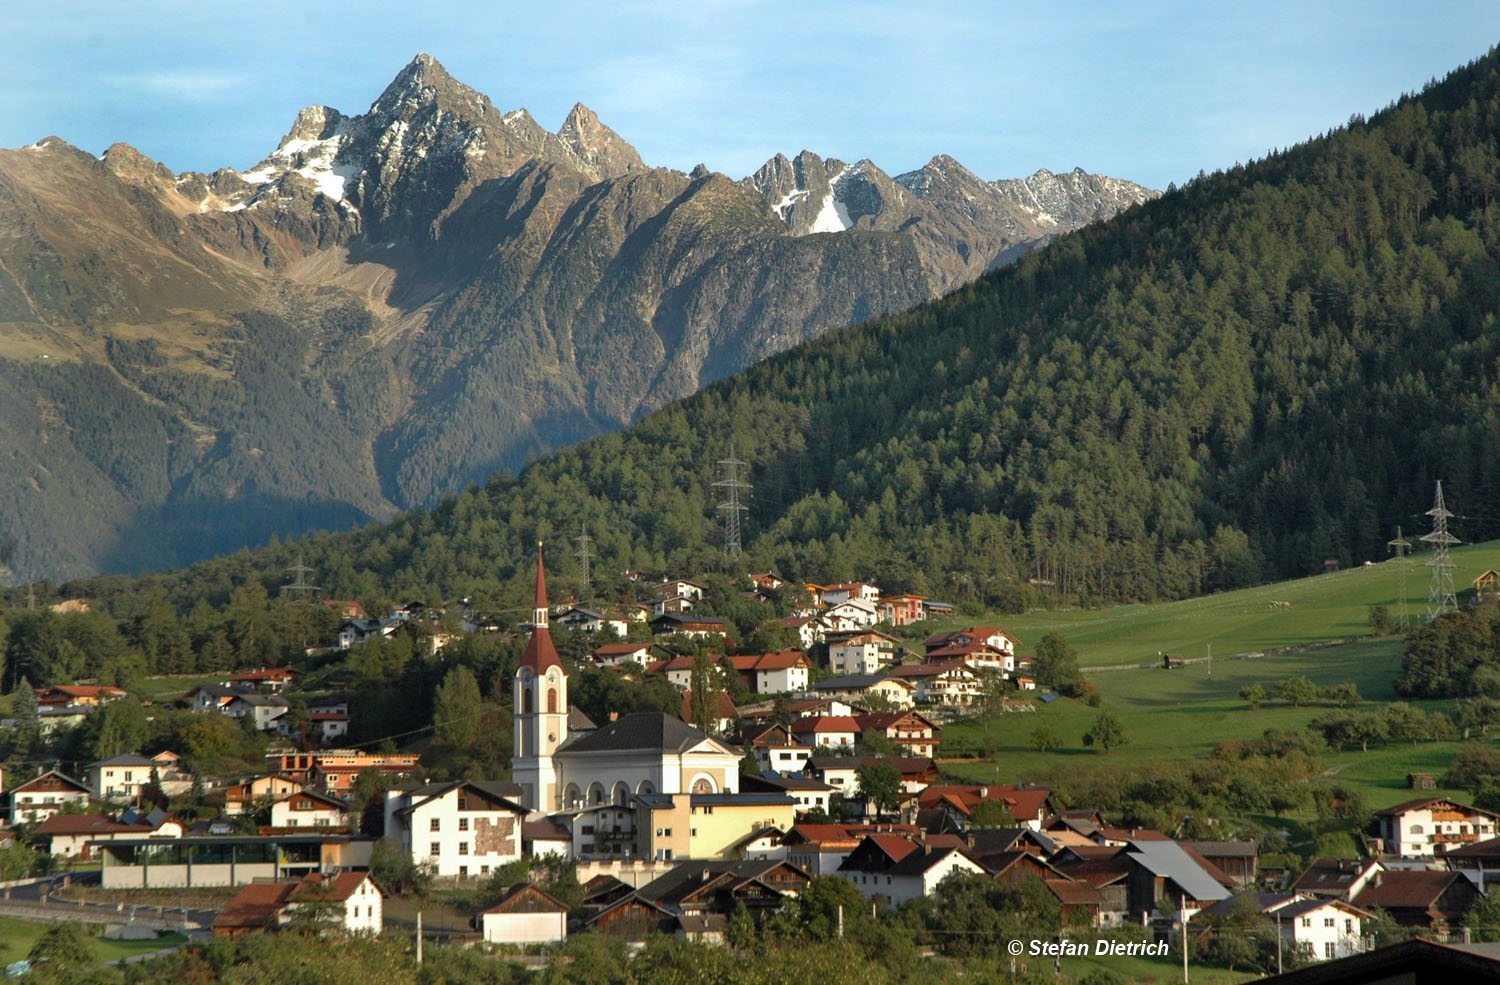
<box><xmin>20</xmin><ymin>47</ymin><xmax>1500</xmax><ymax>616</ymax></box>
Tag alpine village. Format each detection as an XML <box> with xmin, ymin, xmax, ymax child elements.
<box><xmin>8</xmin><ymin>36</ymin><xmax>1500</xmax><ymax>985</ymax></box>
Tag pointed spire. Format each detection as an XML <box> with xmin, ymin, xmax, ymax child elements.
<box><xmin>520</xmin><ymin>543</ymin><xmax>561</xmax><ymax>674</ymax></box>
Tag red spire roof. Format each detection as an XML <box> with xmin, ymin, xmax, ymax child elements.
<box><xmin>534</xmin><ymin>542</ymin><xmax>548</xmax><ymax>610</ymax></box>
<box><xmin>520</xmin><ymin>544</ymin><xmax>562</xmax><ymax>674</ymax></box>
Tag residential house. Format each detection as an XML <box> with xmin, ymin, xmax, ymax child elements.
<box><xmin>780</xmin><ymin>615</ymin><xmax>827</xmax><ymax>648</ymax></box>
<box><xmin>808</xmin><ymin>674</ymin><xmax>914</xmax><ymax>709</ymax></box>
<box><xmin>652</xmin><ymin>655</ymin><xmax>697</xmax><ymax>690</ymax></box>
<box><xmin>190</xmin><ymin>684</ymin><xmax>243</xmax><ymax>714</ymax></box>
<box><xmin>650</xmin><ymin>614</ymin><xmax>731</xmax><ymax>640</ymax></box>
<box><xmin>321</xmin><ymin>600</ymin><xmax>369</xmax><ymax>621</ymax></box>
<box><xmin>223</xmin><ymin>773</ymin><xmax>305</xmax><ymax>815</ymax></box>
<box><xmin>1120</xmin><ymin>838</ymin><xmax>1234</xmax><ymax>922</ymax></box>
<box><xmin>677</xmin><ymin>689</ymin><xmax>739</xmax><ymax>734</ymax></box>
<box><xmin>781</xmin><ymin>822</ymin><xmax>919</xmax><ymax>875</ymax></box>
<box><xmin>522</xmin><ymin>820</ymin><xmax>573</xmax><ymax>857</ymax></box>
<box><xmin>817</xmin><ymin>583</ymin><xmax>881</xmax><ymax>607</ymax></box>
<box><xmin>85</xmin><ymin>754</ymin><xmax>158</xmax><ymax>802</ymax></box>
<box><xmin>213</xmin><ymin>871</ymin><xmax>382</xmax><ymax>936</ymax></box>
<box><xmin>631</xmin><ymin>859</ymin><xmax>811</xmax><ymax>930</ymax></box>
<box><xmin>557</xmin><ymin>607</ymin><xmax>630</xmax><ymax>636</ymax></box>
<box><xmin>269</xmin><ymin>789</ymin><xmax>350</xmax><ymax>831</ymax></box>
<box><xmin>224</xmin><ymin>693</ymin><xmax>290</xmax><ymax>731</ymax></box>
<box><xmin>802</xmin><ymin>758</ymin><xmax>861</xmax><ymax>801</ymax></box>
<box><xmin>34</xmin><ymin>684</ymin><xmax>127</xmax><ymax>710</ymax></box>
<box><xmin>787</xmin><ymin>698</ymin><xmax>859</xmax><ymax>718</ymax></box>
<box><xmin>633</xmin><ymin>792</ymin><xmax>797</xmax><ymax>862</ymax></box>
<box><xmin>1198</xmin><ymin>892</ymin><xmax>1370</xmax><ymax>962</ymax></box>
<box><xmin>480</xmin><ymin>883</ymin><xmax>568</xmax><ymax>944</ymax></box>
<box><xmin>740</xmin><ymin>773</ymin><xmax>836</xmax><ymax>814</ymax></box>
<box><xmin>1441</xmin><ymin>835</ymin><xmax>1500</xmax><ymax>886</ymax></box>
<box><xmin>34</xmin><ymin>809</ymin><xmax>181</xmax><ymax>859</ymax></box>
<box><xmin>382</xmin><ymin>780</ymin><xmax>527</xmax><ymax>878</ymax></box>
<box><xmin>877</xmin><ymin>595</ymin><xmax>927</xmax><ymax>627</ymax></box>
<box><xmin>923</xmin><ymin>641</ymin><xmax>1013</xmax><ymax>675</ymax></box>
<box><xmin>822</xmin><ymin>598</ymin><xmax>880</xmax><ymax>632</ymax></box>
<box><xmin>887</xmin><ymin>660</ymin><xmax>983</xmax><ymax>706</ymax></box>
<box><xmin>740</xmin><ymin>724</ymin><xmax>813</xmax><ymax>775</ymax></box>
<box><xmin>593</xmin><ymin>641</ymin><xmax>663</xmax><ymax>670</ymax></box>
<box><xmin>308</xmin><ymin>712</ymin><xmax>350</xmax><ymax>745</ymax></box>
<box><xmin>1351</xmin><ymin>870</ymin><xmax>1480</xmax><ymax>933</ymax></box>
<box><xmin>922</xmin><ymin>601</ymin><xmax>955</xmax><ymax>619</ymax></box>
<box><xmin>854</xmin><ymin>711</ymin><xmax>941</xmax><ymax>758</ymax></box>
<box><xmin>789</xmin><ymin>715</ymin><xmax>859</xmax><ymax>751</ymax></box>
<box><xmin>1183</xmin><ymin>841</ymin><xmax>1259</xmax><ymax>888</ymax></box>
<box><xmin>295</xmin><ymin>751</ymin><xmax>419</xmax><ymax>796</ymax></box>
<box><xmin>230</xmin><ymin>667</ymin><xmax>296</xmax><ymax>693</ymax></box>
<box><xmin>924</xmin><ymin>626</ymin><xmax>1020</xmax><ymax>661</ymax></box>
<box><xmin>7</xmin><ymin>770</ymin><xmax>90</xmax><ymax>824</ymax></box>
<box><xmin>748</xmin><ymin>573</ymin><xmax>783</xmax><ymax>592</ymax></box>
<box><xmin>828</xmin><ymin>631</ymin><xmax>900</xmax><ymax>676</ymax></box>
<box><xmin>916</xmin><ymin>784</ymin><xmax>1060</xmax><ymax>831</ymax></box>
<box><xmin>1374</xmin><ymin>797</ymin><xmax>1500</xmax><ymax>857</ymax></box>
<box><xmin>1048</xmin><ymin>845</ymin><xmax>1133</xmax><ymax>927</ymax></box>
<box><xmin>726</xmin><ymin>650</ymin><xmax>812</xmax><ymax>694</ymax></box>
<box><xmin>838</xmin><ymin>836</ymin><xmax>989</xmax><ymax>905</ymax></box>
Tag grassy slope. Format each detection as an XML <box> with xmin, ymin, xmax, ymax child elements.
<box><xmin>942</xmin><ymin>540</ymin><xmax>1500</xmax><ymax>669</ymax></box>
<box><xmin>935</xmin><ymin>543</ymin><xmax>1500</xmax><ymax>812</ymax></box>
<box><xmin>0</xmin><ymin>916</ymin><xmax>185</xmax><ymax>966</ymax></box>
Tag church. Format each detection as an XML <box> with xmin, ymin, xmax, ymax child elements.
<box><xmin>511</xmin><ymin>546</ymin><xmax>743</xmax><ymax>814</ymax></box>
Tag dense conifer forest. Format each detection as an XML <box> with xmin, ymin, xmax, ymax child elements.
<box><xmin>13</xmin><ymin>48</ymin><xmax>1500</xmax><ymax>620</ymax></box>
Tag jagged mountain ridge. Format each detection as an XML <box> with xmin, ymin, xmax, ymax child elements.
<box><xmin>0</xmin><ymin>53</ymin><xmax>1156</xmax><ymax>581</ymax></box>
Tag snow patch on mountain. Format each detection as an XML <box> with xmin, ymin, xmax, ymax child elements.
<box><xmin>808</xmin><ymin>165</ymin><xmax>854</xmax><ymax>233</ymax></box>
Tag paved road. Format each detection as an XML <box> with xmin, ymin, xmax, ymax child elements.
<box><xmin>0</xmin><ymin>872</ymin><xmax>217</xmax><ymax>931</ymax></box>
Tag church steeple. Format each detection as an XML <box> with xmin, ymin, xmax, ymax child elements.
<box><xmin>519</xmin><ymin>542</ymin><xmax>561</xmax><ymax>674</ymax></box>
<box><xmin>513</xmin><ymin>542</ymin><xmax>566</xmax><ymax>812</ymax></box>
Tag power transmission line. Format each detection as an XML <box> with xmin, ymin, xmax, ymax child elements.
<box><xmin>1421</xmin><ymin>480</ymin><xmax>1459</xmax><ymax>621</ymax></box>
<box><xmin>713</xmin><ymin>446</ymin><xmax>751</xmax><ymax>560</ymax></box>
<box><xmin>281</xmin><ymin>552</ymin><xmax>319</xmax><ymax>602</ymax></box>
<box><xmin>573</xmin><ymin>525</ymin><xmax>593</xmax><ymax>597</ymax></box>
<box><xmin>1388</xmin><ymin>525</ymin><xmax>1412</xmax><ymax>629</ymax></box>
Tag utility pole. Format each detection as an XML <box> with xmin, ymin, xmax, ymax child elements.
<box><xmin>1388</xmin><ymin>525</ymin><xmax>1412</xmax><ymax>629</ymax></box>
<box><xmin>281</xmin><ymin>552</ymin><xmax>319</xmax><ymax>602</ymax></box>
<box><xmin>1206</xmin><ymin>642</ymin><xmax>1211</xmax><ymax>679</ymax></box>
<box><xmin>573</xmin><ymin>524</ymin><xmax>593</xmax><ymax>598</ymax></box>
<box><xmin>416</xmin><ymin>910</ymin><xmax>423</xmax><ymax>964</ymax></box>
<box><xmin>1421</xmin><ymin>481</ymin><xmax>1459</xmax><ymax>621</ymax></box>
<box><xmin>714</xmin><ymin>446</ymin><xmax>751</xmax><ymax>561</ymax></box>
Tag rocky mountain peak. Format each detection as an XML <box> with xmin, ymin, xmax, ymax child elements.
<box><xmin>370</xmin><ymin>52</ymin><xmax>490</xmax><ymax>123</ymax></box>
<box><xmin>100</xmin><ymin>142</ymin><xmax>174</xmax><ymax>185</ymax></box>
<box><xmin>556</xmin><ymin>102</ymin><xmax>645</xmax><ymax>179</ymax></box>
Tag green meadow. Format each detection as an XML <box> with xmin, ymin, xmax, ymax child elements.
<box><xmin>965</xmin><ymin>540</ymin><xmax>1500</xmax><ymax>669</ymax></box>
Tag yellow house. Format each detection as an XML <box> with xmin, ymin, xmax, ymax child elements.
<box><xmin>635</xmin><ymin>793</ymin><xmax>797</xmax><ymax>862</ymax></box>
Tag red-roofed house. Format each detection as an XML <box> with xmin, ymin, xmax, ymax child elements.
<box><xmin>34</xmin><ymin>811</ymin><xmax>182</xmax><ymax>858</ymax></box>
<box><xmin>838</xmin><ymin>835</ymin><xmax>988</xmax><ymax>904</ymax></box>
<box><xmin>726</xmin><ymin>650</ymin><xmax>812</xmax><ymax>693</ymax></box>
<box><xmin>887</xmin><ymin>660</ymin><xmax>983</xmax><ymax>706</ymax></box>
<box><xmin>781</xmin><ymin>822</ymin><xmax>919</xmax><ymax>874</ymax></box>
<box><xmin>790</xmin><ymin>716</ymin><xmax>860</xmax><ymax>751</ymax></box>
<box><xmin>678</xmin><ymin>689</ymin><xmax>739</xmax><ymax>734</ymax></box>
<box><xmin>917</xmin><ymin>784</ymin><xmax>1059</xmax><ymax>830</ymax></box>
<box><xmin>33</xmin><ymin>684</ymin><xmax>126</xmax><ymax>710</ymax></box>
<box><xmin>1352</xmin><ymin>869</ymin><xmax>1479</xmax><ymax>932</ymax></box>
<box><xmin>854</xmin><ymin>712</ymin><xmax>941</xmax><ymax>758</ymax></box>
<box><xmin>1375</xmin><ymin>797</ymin><xmax>1500</xmax><ymax>857</ymax></box>
<box><xmin>213</xmin><ymin>871</ymin><xmax>382</xmax><ymax>936</ymax></box>
<box><xmin>231</xmin><ymin>667</ymin><xmax>296</xmax><ymax>692</ymax></box>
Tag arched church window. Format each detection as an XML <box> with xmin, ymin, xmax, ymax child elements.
<box><xmin>691</xmin><ymin>776</ymin><xmax>716</xmax><ymax>794</ymax></box>
<box><xmin>547</xmin><ymin>688</ymin><xmax>557</xmax><ymax>713</ymax></box>
<box><xmin>522</xmin><ymin>687</ymin><xmax>533</xmax><ymax>714</ymax></box>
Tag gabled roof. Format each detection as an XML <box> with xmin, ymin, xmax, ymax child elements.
<box><xmin>8</xmin><ymin>769</ymin><xmax>90</xmax><ymax>794</ymax></box>
<box><xmin>393</xmin><ymin>780</ymin><xmax>527</xmax><ymax>817</ymax></box>
<box><xmin>1126</xmin><ymin>840</ymin><xmax>1232</xmax><ymax>902</ymax></box>
<box><xmin>854</xmin><ymin>711</ymin><xmax>940</xmax><ymax>733</ymax></box>
<box><xmin>726</xmin><ymin>650</ymin><xmax>810</xmax><ymax>672</ymax></box>
<box><xmin>273</xmin><ymin>789</ymin><xmax>348</xmax><ymax>810</ymax></box>
<box><xmin>86</xmin><ymin>753</ymin><xmax>156</xmax><ymax>769</ymax></box>
<box><xmin>556</xmin><ymin>713</ymin><xmax>727</xmax><ymax>756</ymax></box>
<box><xmin>1353</xmin><ymin>870</ymin><xmax>1467</xmax><ymax>909</ymax></box>
<box><xmin>789</xmin><ymin>715</ymin><xmax>860</xmax><ymax>734</ymax></box>
<box><xmin>523</xmin><ymin>820</ymin><xmax>572</xmax><ymax>843</ymax></box>
<box><xmin>482</xmin><ymin>882</ymin><xmax>568</xmax><ymax>914</ymax></box>
<box><xmin>290</xmin><ymin>871</ymin><xmax>373</xmax><ymax>902</ymax></box>
<box><xmin>1376</xmin><ymin>796</ymin><xmax>1498</xmax><ymax>818</ymax></box>
<box><xmin>1045</xmin><ymin>878</ymin><xmax>1105</xmax><ymax>906</ymax></box>
<box><xmin>35</xmin><ymin>813</ymin><xmax>153</xmax><ymax>836</ymax></box>
<box><xmin>213</xmin><ymin>881</ymin><xmax>298</xmax><ymax>931</ymax></box>
<box><xmin>810</xmin><ymin>673</ymin><xmax>897</xmax><ymax>691</ymax></box>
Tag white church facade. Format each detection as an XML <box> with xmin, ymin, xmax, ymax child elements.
<box><xmin>511</xmin><ymin>547</ymin><xmax>742</xmax><ymax>816</ymax></box>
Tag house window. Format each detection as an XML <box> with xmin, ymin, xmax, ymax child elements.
<box><xmin>481</xmin><ymin>865</ymin><xmax>490</xmax><ymax>874</ymax></box>
<box><xmin>1410</xmin><ymin>824</ymin><xmax>1423</xmax><ymax>834</ymax></box>
<box><xmin>459</xmin><ymin>843</ymin><xmax>469</xmax><ymax>855</ymax></box>
<box><xmin>459</xmin><ymin>818</ymin><xmax>469</xmax><ymax>832</ymax></box>
<box><xmin>459</xmin><ymin>865</ymin><xmax>468</xmax><ymax>876</ymax></box>
<box><xmin>430</xmin><ymin>818</ymin><xmax>441</xmax><ymax>831</ymax></box>
<box><xmin>1302</xmin><ymin>918</ymin><xmax>1311</xmax><ymax>928</ymax></box>
<box><xmin>1325</xmin><ymin>943</ymin><xmax>1335</xmax><ymax>959</ymax></box>
<box><xmin>1324</xmin><ymin>917</ymin><xmax>1335</xmax><ymax>927</ymax></box>
<box><xmin>430</xmin><ymin>842</ymin><xmax>441</xmax><ymax>856</ymax></box>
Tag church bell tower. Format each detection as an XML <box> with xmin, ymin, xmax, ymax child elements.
<box><xmin>512</xmin><ymin>543</ymin><xmax>568</xmax><ymax>812</ymax></box>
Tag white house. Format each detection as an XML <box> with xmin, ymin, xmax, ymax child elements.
<box><xmin>1198</xmin><ymin>893</ymin><xmax>1369</xmax><ymax>963</ymax></box>
<box><xmin>224</xmin><ymin>694</ymin><xmax>290</xmax><ymax>731</ymax></box>
<box><xmin>727</xmin><ymin>651</ymin><xmax>812</xmax><ymax>694</ymax></box>
<box><xmin>557</xmin><ymin>607</ymin><xmax>630</xmax><ymax>637</ymax></box>
<box><xmin>838</xmin><ymin>840</ymin><xmax>988</xmax><ymax>905</ymax></box>
<box><xmin>789</xmin><ymin>716</ymin><xmax>859</xmax><ymax>751</ymax></box>
<box><xmin>6</xmin><ymin>767</ymin><xmax>88</xmax><ymax>821</ymax></box>
<box><xmin>828</xmin><ymin>631</ymin><xmax>900</xmax><ymax>676</ymax></box>
<box><xmin>480</xmin><ymin>883</ymin><xmax>568</xmax><ymax>944</ymax></box>
<box><xmin>1375</xmin><ymin>797</ymin><xmax>1500</xmax><ymax>857</ymax></box>
<box><xmin>593</xmin><ymin>642</ymin><xmax>659</xmax><ymax>670</ymax></box>
<box><xmin>817</xmin><ymin>583</ymin><xmax>881</xmax><ymax>606</ymax></box>
<box><xmin>822</xmin><ymin>599</ymin><xmax>880</xmax><ymax>632</ymax></box>
<box><xmin>85</xmin><ymin>754</ymin><xmax>157</xmax><ymax>802</ymax></box>
<box><xmin>270</xmin><ymin>789</ymin><xmax>351</xmax><ymax>830</ymax></box>
<box><xmin>383</xmin><ymin>780</ymin><xmax>527</xmax><ymax>878</ymax></box>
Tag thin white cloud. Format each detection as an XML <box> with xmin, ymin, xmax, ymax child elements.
<box><xmin>101</xmin><ymin>69</ymin><xmax>248</xmax><ymax>103</ymax></box>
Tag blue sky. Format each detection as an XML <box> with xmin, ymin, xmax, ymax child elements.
<box><xmin>2</xmin><ymin>1</ymin><xmax>1497</xmax><ymax>190</ymax></box>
